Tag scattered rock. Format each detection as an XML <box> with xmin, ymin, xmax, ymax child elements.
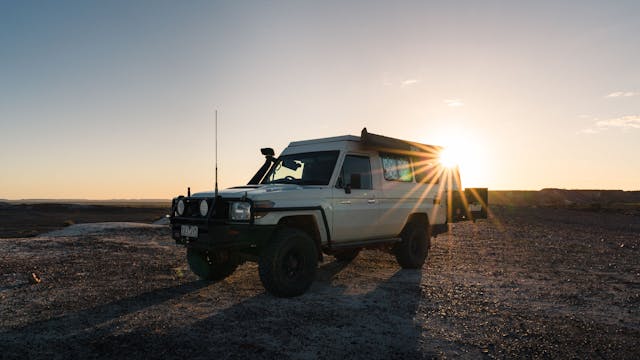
<box><xmin>29</xmin><ymin>272</ymin><xmax>41</xmax><ymax>284</ymax></box>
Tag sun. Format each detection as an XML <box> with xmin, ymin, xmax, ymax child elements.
<box><xmin>428</xmin><ymin>128</ymin><xmax>489</xmax><ymax>188</ymax></box>
<box><xmin>438</xmin><ymin>147</ymin><xmax>460</xmax><ymax>168</ymax></box>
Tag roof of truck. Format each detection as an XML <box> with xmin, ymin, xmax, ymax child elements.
<box><xmin>288</xmin><ymin>135</ymin><xmax>360</xmax><ymax>147</ymax></box>
<box><xmin>286</xmin><ymin>128</ymin><xmax>441</xmax><ymax>157</ymax></box>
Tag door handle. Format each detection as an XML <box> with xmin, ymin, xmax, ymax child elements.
<box><xmin>367</xmin><ymin>199</ymin><xmax>376</xmax><ymax>204</ymax></box>
<box><xmin>339</xmin><ymin>200</ymin><xmax>352</xmax><ymax>205</ymax></box>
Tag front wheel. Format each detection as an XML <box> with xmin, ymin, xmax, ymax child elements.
<box><xmin>259</xmin><ymin>228</ymin><xmax>318</xmax><ymax>297</ymax></box>
<box><xmin>187</xmin><ymin>248</ymin><xmax>239</xmax><ymax>281</ymax></box>
<box><xmin>394</xmin><ymin>223</ymin><xmax>431</xmax><ymax>269</ymax></box>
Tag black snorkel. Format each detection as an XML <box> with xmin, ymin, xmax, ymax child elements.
<box><xmin>248</xmin><ymin>148</ymin><xmax>277</xmax><ymax>185</ymax></box>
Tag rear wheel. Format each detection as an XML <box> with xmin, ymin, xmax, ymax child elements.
<box><xmin>187</xmin><ymin>248</ymin><xmax>239</xmax><ymax>281</ymax></box>
<box><xmin>333</xmin><ymin>248</ymin><xmax>360</xmax><ymax>262</ymax></box>
<box><xmin>394</xmin><ymin>223</ymin><xmax>430</xmax><ymax>269</ymax></box>
<box><xmin>259</xmin><ymin>228</ymin><xmax>318</xmax><ymax>297</ymax></box>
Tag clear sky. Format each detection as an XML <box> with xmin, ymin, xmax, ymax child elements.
<box><xmin>1</xmin><ymin>0</ymin><xmax>639</xmax><ymax>199</ymax></box>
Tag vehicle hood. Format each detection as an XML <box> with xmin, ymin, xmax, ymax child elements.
<box><xmin>191</xmin><ymin>184</ymin><xmax>322</xmax><ymax>200</ymax></box>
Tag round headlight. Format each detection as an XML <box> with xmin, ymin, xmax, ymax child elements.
<box><xmin>199</xmin><ymin>200</ymin><xmax>209</xmax><ymax>216</ymax></box>
<box><xmin>176</xmin><ymin>199</ymin><xmax>185</xmax><ymax>216</ymax></box>
<box><xmin>230</xmin><ymin>201</ymin><xmax>252</xmax><ymax>221</ymax></box>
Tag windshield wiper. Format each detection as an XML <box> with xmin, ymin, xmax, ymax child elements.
<box><xmin>268</xmin><ymin>178</ymin><xmax>303</xmax><ymax>185</ymax></box>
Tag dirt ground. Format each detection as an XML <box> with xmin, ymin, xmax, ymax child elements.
<box><xmin>1</xmin><ymin>206</ymin><xmax>639</xmax><ymax>359</ymax></box>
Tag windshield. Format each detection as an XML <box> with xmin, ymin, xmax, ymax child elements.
<box><xmin>261</xmin><ymin>151</ymin><xmax>339</xmax><ymax>185</ymax></box>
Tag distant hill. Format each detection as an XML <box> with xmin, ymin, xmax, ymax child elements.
<box><xmin>4</xmin><ymin>191</ymin><xmax>640</xmax><ymax>213</ymax></box>
<box><xmin>2</xmin><ymin>199</ymin><xmax>170</xmax><ymax>207</ymax></box>
<box><xmin>490</xmin><ymin>189</ymin><xmax>640</xmax><ymax>213</ymax></box>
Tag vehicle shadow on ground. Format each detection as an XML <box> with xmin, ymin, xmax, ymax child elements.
<box><xmin>0</xmin><ymin>280</ymin><xmax>209</xmax><ymax>357</ymax></box>
<box><xmin>1</xmin><ymin>261</ymin><xmax>473</xmax><ymax>359</ymax></box>
<box><xmin>27</xmin><ymin>261</ymin><xmax>471</xmax><ymax>359</ymax></box>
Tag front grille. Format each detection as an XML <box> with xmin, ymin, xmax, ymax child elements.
<box><xmin>186</xmin><ymin>199</ymin><xmax>200</xmax><ymax>217</ymax></box>
<box><xmin>212</xmin><ymin>199</ymin><xmax>229</xmax><ymax>219</ymax></box>
<box><xmin>175</xmin><ymin>197</ymin><xmax>228</xmax><ymax>220</ymax></box>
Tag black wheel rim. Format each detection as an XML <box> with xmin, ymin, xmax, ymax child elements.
<box><xmin>411</xmin><ymin>233</ymin><xmax>421</xmax><ymax>254</ymax></box>
<box><xmin>282</xmin><ymin>249</ymin><xmax>304</xmax><ymax>279</ymax></box>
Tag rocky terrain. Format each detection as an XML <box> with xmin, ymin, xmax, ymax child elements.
<box><xmin>0</xmin><ymin>202</ymin><xmax>169</xmax><ymax>238</ymax></box>
<box><xmin>1</xmin><ymin>206</ymin><xmax>639</xmax><ymax>359</ymax></box>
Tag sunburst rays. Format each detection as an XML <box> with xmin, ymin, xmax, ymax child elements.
<box><xmin>375</xmin><ymin>143</ymin><xmax>506</xmax><ymax>238</ymax></box>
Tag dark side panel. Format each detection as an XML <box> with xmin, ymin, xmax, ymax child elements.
<box><xmin>448</xmin><ymin>188</ymin><xmax>489</xmax><ymax>222</ymax></box>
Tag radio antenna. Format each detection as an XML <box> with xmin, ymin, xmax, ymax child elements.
<box><xmin>214</xmin><ymin>109</ymin><xmax>219</xmax><ymax>198</ymax></box>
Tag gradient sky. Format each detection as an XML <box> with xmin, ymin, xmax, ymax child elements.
<box><xmin>1</xmin><ymin>0</ymin><xmax>639</xmax><ymax>199</ymax></box>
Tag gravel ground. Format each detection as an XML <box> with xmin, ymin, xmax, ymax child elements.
<box><xmin>1</xmin><ymin>206</ymin><xmax>639</xmax><ymax>359</ymax></box>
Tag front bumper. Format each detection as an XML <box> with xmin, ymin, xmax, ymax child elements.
<box><xmin>171</xmin><ymin>218</ymin><xmax>277</xmax><ymax>251</ymax></box>
<box><xmin>170</xmin><ymin>195</ymin><xmax>278</xmax><ymax>251</ymax></box>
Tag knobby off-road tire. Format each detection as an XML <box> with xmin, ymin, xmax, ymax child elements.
<box><xmin>258</xmin><ymin>228</ymin><xmax>318</xmax><ymax>297</ymax></box>
<box><xmin>333</xmin><ymin>248</ymin><xmax>360</xmax><ymax>262</ymax></box>
<box><xmin>394</xmin><ymin>223</ymin><xmax>431</xmax><ymax>269</ymax></box>
<box><xmin>187</xmin><ymin>248</ymin><xmax>239</xmax><ymax>281</ymax></box>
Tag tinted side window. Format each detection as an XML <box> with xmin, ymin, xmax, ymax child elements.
<box><xmin>338</xmin><ymin>155</ymin><xmax>372</xmax><ymax>190</ymax></box>
<box><xmin>412</xmin><ymin>156</ymin><xmax>441</xmax><ymax>184</ymax></box>
<box><xmin>380</xmin><ymin>153</ymin><xmax>414</xmax><ymax>182</ymax></box>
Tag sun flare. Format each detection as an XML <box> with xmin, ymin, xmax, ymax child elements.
<box><xmin>428</xmin><ymin>128</ymin><xmax>490</xmax><ymax>188</ymax></box>
<box><xmin>438</xmin><ymin>147</ymin><xmax>460</xmax><ymax>168</ymax></box>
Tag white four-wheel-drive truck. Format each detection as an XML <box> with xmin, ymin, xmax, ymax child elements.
<box><xmin>170</xmin><ymin>128</ymin><xmax>487</xmax><ymax>297</ymax></box>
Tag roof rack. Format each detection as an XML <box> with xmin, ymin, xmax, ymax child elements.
<box><xmin>360</xmin><ymin>128</ymin><xmax>441</xmax><ymax>158</ymax></box>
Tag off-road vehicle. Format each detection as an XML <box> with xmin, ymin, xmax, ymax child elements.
<box><xmin>170</xmin><ymin>128</ymin><xmax>487</xmax><ymax>297</ymax></box>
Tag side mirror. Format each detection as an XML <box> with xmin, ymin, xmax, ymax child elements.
<box><xmin>261</xmin><ymin>148</ymin><xmax>275</xmax><ymax>157</ymax></box>
<box><xmin>282</xmin><ymin>159</ymin><xmax>301</xmax><ymax>171</ymax></box>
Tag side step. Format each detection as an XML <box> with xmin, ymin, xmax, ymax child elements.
<box><xmin>329</xmin><ymin>237</ymin><xmax>401</xmax><ymax>251</ymax></box>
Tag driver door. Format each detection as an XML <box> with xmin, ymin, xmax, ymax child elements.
<box><xmin>331</xmin><ymin>154</ymin><xmax>380</xmax><ymax>242</ymax></box>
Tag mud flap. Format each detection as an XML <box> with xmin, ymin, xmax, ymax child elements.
<box><xmin>448</xmin><ymin>188</ymin><xmax>488</xmax><ymax>222</ymax></box>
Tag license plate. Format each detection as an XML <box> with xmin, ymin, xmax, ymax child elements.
<box><xmin>180</xmin><ymin>225</ymin><xmax>198</xmax><ymax>238</ymax></box>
